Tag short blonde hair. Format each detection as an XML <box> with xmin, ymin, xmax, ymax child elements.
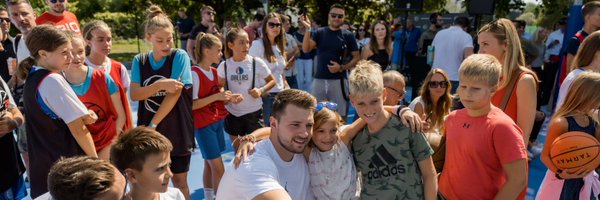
<box><xmin>349</xmin><ymin>60</ymin><xmax>384</xmax><ymax>96</ymax></box>
<box><xmin>459</xmin><ymin>54</ymin><xmax>502</xmax><ymax>87</ymax></box>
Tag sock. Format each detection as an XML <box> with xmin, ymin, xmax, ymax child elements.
<box><xmin>204</xmin><ymin>188</ymin><xmax>214</xmax><ymax>200</ymax></box>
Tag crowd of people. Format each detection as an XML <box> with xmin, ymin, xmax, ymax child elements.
<box><xmin>2</xmin><ymin>0</ymin><xmax>600</xmax><ymax>199</ymax></box>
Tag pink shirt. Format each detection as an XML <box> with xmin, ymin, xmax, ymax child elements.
<box><xmin>439</xmin><ymin>106</ymin><xmax>527</xmax><ymax>199</ymax></box>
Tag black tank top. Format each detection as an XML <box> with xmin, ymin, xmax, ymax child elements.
<box><xmin>560</xmin><ymin>116</ymin><xmax>597</xmax><ymax>200</ymax></box>
<box><xmin>368</xmin><ymin>48</ymin><xmax>390</xmax><ymax>71</ymax></box>
<box><xmin>23</xmin><ymin>68</ymin><xmax>83</xmax><ymax>198</ymax></box>
<box><xmin>137</xmin><ymin>50</ymin><xmax>195</xmax><ymax>156</ymax></box>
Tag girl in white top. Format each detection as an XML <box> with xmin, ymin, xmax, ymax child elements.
<box><xmin>249</xmin><ymin>12</ymin><xmax>287</xmax><ymax>125</ymax></box>
<box><xmin>218</xmin><ymin>28</ymin><xmax>276</xmax><ymax>151</ymax></box>
<box><xmin>555</xmin><ymin>31</ymin><xmax>600</xmax><ymax>111</ymax></box>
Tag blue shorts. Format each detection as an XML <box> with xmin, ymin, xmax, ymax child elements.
<box><xmin>195</xmin><ymin>119</ymin><xmax>226</xmax><ymax>160</ymax></box>
<box><xmin>0</xmin><ymin>176</ymin><xmax>27</xmax><ymax>200</ymax></box>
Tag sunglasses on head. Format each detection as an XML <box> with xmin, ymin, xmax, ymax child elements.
<box><xmin>267</xmin><ymin>22</ymin><xmax>281</xmax><ymax>29</ymax></box>
<box><xmin>0</xmin><ymin>18</ymin><xmax>9</xmax><ymax>23</ymax></box>
<box><xmin>329</xmin><ymin>13</ymin><xmax>344</xmax><ymax>19</ymax></box>
<box><xmin>49</xmin><ymin>0</ymin><xmax>65</xmax><ymax>3</ymax></box>
<box><xmin>315</xmin><ymin>102</ymin><xmax>338</xmax><ymax>111</ymax></box>
<box><xmin>429</xmin><ymin>81</ymin><xmax>448</xmax><ymax>88</ymax></box>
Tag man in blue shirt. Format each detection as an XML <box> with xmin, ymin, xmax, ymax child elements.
<box><xmin>391</xmin><ymin>18</ymin><xmax>421</xmax><ymax>72</ymax></box>
<box><xmin>299</xmin><ymin>3</ymin><xmax>360</xmax><ymax>118</ymax></box>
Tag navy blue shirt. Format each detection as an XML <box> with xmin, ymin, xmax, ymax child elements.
<box><xmin>312</xmin><ymin>27</ymin><xmax>358</xmax><ymax>79</ymax></box>
<box><xmin>567</xmin><ymin>30</ymin><xmax>588</xmax><ymax>55</ymax></box>
<box><xmin>176</xmin><ymin>17</ymin><xmax>195</xmax><ymax>40</ymax></box>
<box><xmin>293</xmin><ymin>31</ymin><xmax>316</xmax><ymax>60</ymax></box>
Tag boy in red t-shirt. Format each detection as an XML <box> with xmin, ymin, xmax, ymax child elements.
<box><xmin>439</xmin><ymin>54</ymin><xmax>527</xmax><ymax>199</ymax></box>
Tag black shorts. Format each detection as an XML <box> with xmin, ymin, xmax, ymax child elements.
<box><xmin>170</xmin><ymin>154</ymin><xmax>191</xmax><ymax>174</ymax></box>
<box><xmin>225</xmin><ymin>109</ymin><xmax>264</xmax><ymax>136</ymax></box>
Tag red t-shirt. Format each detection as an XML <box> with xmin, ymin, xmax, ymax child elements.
<box><xmin>439</xmin><ymin>106</ymin><xmax>527</xmax><ymax>199</ymax></box>
<box><xmin>35</xmin><ymin>11</ymin><xmax>81</xmax><ymax>34</ymax></box>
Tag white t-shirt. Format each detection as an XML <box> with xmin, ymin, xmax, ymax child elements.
<box><xmin>159</xmin><ymin>187</ymin><xmax>186</xmax><ymax>200</ymax></box>
<box><xmin>284</xmin><ymin>33</ymin><xmax>298</xmax><ymax>77</ymax></box>
<box><xmin>217</xmin><ymin>55</ymin><xmax>271</xmax><ymax>117</ymax></box>
<box><xmin>216</xmin><ymin>139</ymin><xmax>314</xmax><ymax>200</ymax></box>
<box><xmin>555</xmin><ymin>68</ymin><xmax>584</xmax><ymax>112</ymax></box>
<box><xmin>34</xmin><ymin>66</ymin><xmax>88</xmax><ymax>123</ymax></box>
<box><xmin>15</xmin><ymin>35</ymin><xmax>31</xmax><ymax>63</ymax></box>
<box><xmin>191</xmin><ymin>65</ymin><xmax>216</xmax><ymax>100</ymax></box>
<box><xmin>544</xmin><ymin>29</ymin><xmax>564</xmax><ymax>61</ymax></box>
<box><xmin>431</xmin><ymin>26</ymin><xmax>473</xmax><ymax>81</ymax></box>
<box><xmin>249</xmin><ymin>39</ymin><xmax>286</xmax><ymax>93</ymax></box>
<box><xmin>84</xmin><ymin>56</ymin><xmax>131</xmax><ymax>89</ymax></box>
<box><xmin>408</xmin><ymin>96</ymin><xmax>426</xmax><ymax>111</ymax></box>
<box><xmin>34</xmin><ymin>187</ymin><xmax>185</xmax><ymax>200</ymax></box>
<box><xmin>309</xmin><ymin>140</ymin><xmax>359</xmax><ymax>200</ymax></box>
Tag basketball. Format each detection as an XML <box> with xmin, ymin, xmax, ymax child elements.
<box><xmin>550</xmin><ymin>131</ymin><xmax>600</xmax><ymax>172</ymax></box>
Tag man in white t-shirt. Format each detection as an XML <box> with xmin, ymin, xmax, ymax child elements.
<box><xmin>431</xmin><ymin>16</ymin><xmax>473</xmax><ymax>93</ymax></box>
<box><xmin>216</xmin><ymin>89</ymin><xmax>316</xmax><ymax>200</ymax></box>
<box><xmin>6</xmin><ymin>0</ymin><xmax>36</xmax><ymax>63</ymax></box>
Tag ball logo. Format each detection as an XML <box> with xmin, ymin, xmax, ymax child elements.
<box><xmin>84</xmin><ymin>102</ymin><xmax>106</xmax><ymax>122</ymax></box>
<box><xmin>142</xmin><ymin>75</ymin><xmax>167</xmax><ymax>113</ymax></box>
<box><xmin>231</xmin><ymin>66</ymin><xmax>249</xmax><ymax>85</ymax></box>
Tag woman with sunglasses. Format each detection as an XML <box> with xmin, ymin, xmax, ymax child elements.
<box><xmin>408</xmin><ymin>68</ymin><xmax>452</xmax><ymax>172</ymax></box>
<box><xmin>249</xmin><ymin>12</ymin><xmax>287</xmax><ymax>125</ymax></box>
<box><xmin>355</xmin><ymin>25</ymin><xmax>370</xmax><ymax>51</ymax></box>
<box><xmin>361</xmin><ymin>21</ymin><xmax>392</xmax><ymax>71</ymax></box>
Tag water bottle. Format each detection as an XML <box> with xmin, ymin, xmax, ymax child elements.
<box><xmin>426</xmin><ymin>45</ymin><xmax>434</xmax><ymax>65</ymax></box>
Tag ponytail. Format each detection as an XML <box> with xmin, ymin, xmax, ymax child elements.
<box><xmin>17</xmin><ymin>57</ymin><xmax>35</xmax><ymax>80</ymax></box>
<box><xmin>193</xmin><ymin>32</ymin><xmax>221</xmax><ymax>63</ymax></box>
<box><xmin>145</xmin><ymin>5</ymin><xmax>173</xmax><ymax>35</ymax></box>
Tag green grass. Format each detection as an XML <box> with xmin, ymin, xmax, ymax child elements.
<box><xmin>109</xmin><ymin>39</ymin><xmax>186</xmax><ymax>69</ymax></box>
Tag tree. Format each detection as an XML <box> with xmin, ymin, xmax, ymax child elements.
<box><xmin>462</xmin><ymin>0</ymin><xmax>526</xmax><ymax>18</ymax></box>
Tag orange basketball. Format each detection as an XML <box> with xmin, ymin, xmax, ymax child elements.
<box><xmin>550</xmin><ymin>131</ymin><xmax>600</xmax><ymax>172</ymax></box>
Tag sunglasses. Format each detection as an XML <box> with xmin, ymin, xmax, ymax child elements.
<box><xmin>329</xmin><ymin>13</ymin><xmax>344</xmax><ymax>19</ymax></box>
<box><xmin>315</xmin><ymin>102</ymin><xmax>338</xmax><ymax>111</ymax></box>
<box><xmin>385</xmin><ymin>86</ymin><xmax>405</xmax><ymax>96</ymax></box>
<box><xmin>428</xmin><ymin>81</ymin><xmax>449</xmax><ymax>88</ymax></box>
<box><xmin>267</xmin><ymin>22</ymin><xmax>282</xmax><ymax>29</ymax></box>
<box><xmin>0</xmin><ymin>18</ymin><xmax>9</xmax><ymax>23</ymax></box>
<box><xmin>49</xmin><ymin>0</ymin><xmax>65</xmax><ymax>3</ymax></box>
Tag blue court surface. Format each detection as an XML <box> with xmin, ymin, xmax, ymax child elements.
<box><xmin>21</xmin><ymin>87</ymin><xmax>551</xmax><ymax>200</ymax></box>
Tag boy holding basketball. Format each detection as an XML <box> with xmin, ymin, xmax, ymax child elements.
<box><xmin>439</xmin><ymin>54</ymin><xmax>527</xmax><ymax>199</ymax></box>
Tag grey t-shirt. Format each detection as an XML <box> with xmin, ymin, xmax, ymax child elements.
<box><xmin>352</xmin><ymin>116</ymin><xmax>433</xmax><ymax>199</ymax></box>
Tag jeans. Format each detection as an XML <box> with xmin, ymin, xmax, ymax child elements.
<box><xmin>262</xmin><ymin>92</ymin><xmax>278</xmax><ymax>125</ymax></box>
<box><xmin>286</xmin><ymin>75</ymin><xmax>298</xmax><ymax>89</ymax></box>
<box><xmin>295</xmin><ymin>58</ymin><xmax>313</xmax><ymax>92</ymax></box>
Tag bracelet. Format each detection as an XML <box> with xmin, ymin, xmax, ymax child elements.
<box><xmin>395</xmin><ymin>105</ymin><xmax>408</xmax><ymax>116</ymax></box>
<box><xmin>233</xmin><ymin>135</ymin><xmax>257</xmax><ymax>145</ymax></box>
<box><xmin>148</xmin><ymin>122</ymin><xmax>157</xmax><ymax>128</ymax></box>
<box><xmin>260</xmin><ymin>87</ymin><xmax>266</xmax><ymax>94</ymax></box>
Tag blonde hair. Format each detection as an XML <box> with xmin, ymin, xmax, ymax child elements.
<box><xmin>459</xmin><ymin>54</ymin><xmax>502</xmax><ymax>87</ymax></box>
<box><xmin>571</xmin><ymin>31</ymin><xmax>600</xmax><ymax>72</ymax></box>
<box><xmin>193</xmin><ymin>33</ymin><xmax>221</xmax><ymax>63</ymax></box>
<box><xmin>145</xmin><ymin>5</ymin><xmax>173</xmax><ymax>35</ymax></box>
<box><xmin>349</xmin><ymin>60</ymin><xmax>384</xmax><ymax>96</ymax></box>
<box><xmin>260</xmin><ymin>12</ymin><xmax>286</xmax><ymax>63</ymax></box>
<box><xmin>478</xmin><ymin>18</ymin><xmax>533</xmax><ymax>89</ymax></box>
<box><xmin>419</xmin><ymin>68</ymin><xmax>453</xmax><ymax>131</ymax></box>
<box><xmin>554</xmin><ymin>72</ymin><xmax>600</xmax><ymax>119</ymax></box>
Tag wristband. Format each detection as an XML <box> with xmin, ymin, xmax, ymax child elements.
<box><xmin>394</xmin><ymin>105</ymin><xmax>408</xmax><ymax>116</ymax></box>
<box><xmin>233</xmin><ymin>135</ymin><xmax>257</xmax><ymax>145</ymax></box>
<box><xmin>148</xmin><ymin>122</ymin><xmax>157</xmax><ymax>128</ymax></box>
<box><xmin>260</xmin><ymin>87</ymin><xmax>266</xmax><ymax>94</ymax></box>
<box><xmin>555</xmin><ymin>169</ymin><xmax>564</xmax><ymax>180</ymax></box>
